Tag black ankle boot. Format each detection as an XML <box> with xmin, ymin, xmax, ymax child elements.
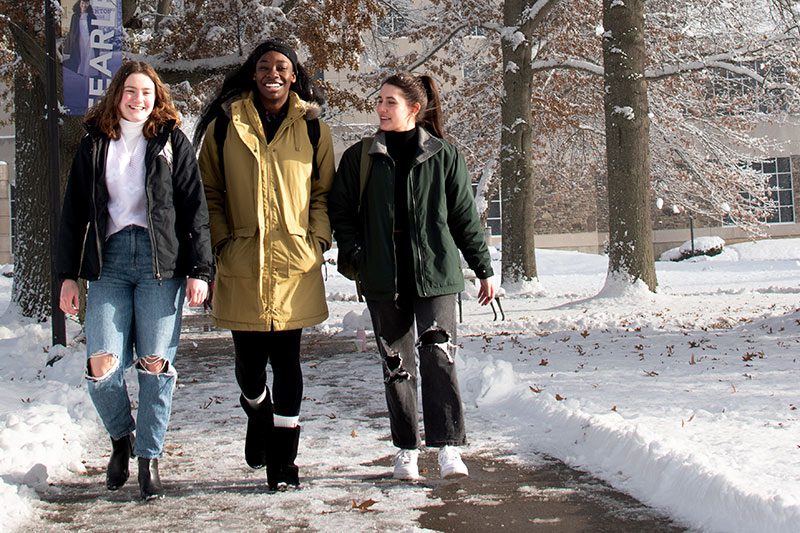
<box><xmin>267</xmin><ymin>426</ymin><xmax>301</xmax><ymax>491</ymax></box>
<box><xmin>138</xmin><ymin>457</ymin><xmax>164</xmax><ymax>500</ymax></box>
<box><xmin>240</xmin><ymin>395</ymin><xmax>274</xmax><ymax>469</ymax></box>
<box><xmin>106</xmin><ymin>433</ymin><xmax>135</xmax><ymax>490</ymax></box>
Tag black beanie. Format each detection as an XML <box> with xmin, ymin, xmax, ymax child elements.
<box><xmin>259</xmin><ymin>41</ymin><xmax>299</xmax><ymax>71</ymax></box>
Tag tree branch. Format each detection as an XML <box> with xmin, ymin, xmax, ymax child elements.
<box><xmin>7</xmin><ymin>22</ymin><xmax>46</xmax><ymax>83</ymax></box>
<box><xmin>534</xmin><ymin>27</ymin><xmax>798</xmax><ymax>84</ymax></box>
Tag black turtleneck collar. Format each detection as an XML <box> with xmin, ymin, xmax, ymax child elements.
<box><xmin>254</xmin><ymin>96</ymin><xmax>290</xmax><ymax>143</ymax></box>
<box><xmin>384</xmin><ymin>127</ymin><xmax>418</xmax><ymax>164</ymax></box>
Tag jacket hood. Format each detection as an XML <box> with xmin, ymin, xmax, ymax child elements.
<box><xmin>223</xmin><ymin>91</ymin><xmax>321</xmax><ymax>121</ymax></box>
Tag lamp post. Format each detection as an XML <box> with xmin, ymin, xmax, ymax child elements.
<box><xmin>45</xmin><ymin>0</ymin><xmax>66</xmax><ymax>346</ymax></box>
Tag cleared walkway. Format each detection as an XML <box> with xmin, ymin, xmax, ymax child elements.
<box><xmin>20</xmin><ymin>315</ymin><xmax>685</xmax><ymax>532</ymax></box>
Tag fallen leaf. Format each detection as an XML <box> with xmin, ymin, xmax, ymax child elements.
<box><xmin>529</xmin><ymin>386</ymin><xmax>542</xmax><ymax>393</ymax></box>
<box><xmin>610</xmin><ymin>405</ymin><xmax>617</xmax><ymax>412</ymax></box>
<box><xmin>352</xmin><ymin>499</ymin><xmax>378</xmax><ymax>512</ymax></box>
<box><xmin>689</xmin><ymin>354</ymin><xmax>696</xmax><ymax>365</ymax></box>
<box><xmin>555</xmin><ymin>394</ymin><xmax>566</xmax><ymax>401</ymax></box>
<box><xmin>351</xmin><ymin>430</ymin><xmax>358</xmax><ymax>438</ymax></box>
<box><xmin>539</xmin><ymin>358</ymin><xmax>549</xmax><ymax>366</ymax></box>
<box><xmin>580</xmin><ymin>330</ymin><xmax>589</xmax><ymax>338</ymax></box>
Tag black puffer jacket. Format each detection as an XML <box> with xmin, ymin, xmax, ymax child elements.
<box><xmin>57</xmin><ymin>121</ymin><xmax>213</xmax><ymax>282</ymax></box>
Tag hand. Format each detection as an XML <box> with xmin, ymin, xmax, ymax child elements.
<box><xmin>185</xmin><ymin>278</ymin><xmax>209</xmax><ymax>307</ymax></box>
<box><xmin>59</xmin><ymin>279</ymin><xmax>80</xmax><ymax>315</ymax></box>
<box><xmin>204</xmin><ymin>281</ymin><xmax>215</xmax><ymax>311</ymax></box>
<box><xmin>477</xmin><ymin>277</ymin><xmax>496</xmax><ymax>306</ymax></box>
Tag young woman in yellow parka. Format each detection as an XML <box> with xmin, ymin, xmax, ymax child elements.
<box><xmin>193</xmin><ymin>40</ymin><xmax>334</xmax><ymax>491</ymax></box>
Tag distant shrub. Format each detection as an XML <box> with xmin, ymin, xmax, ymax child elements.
<box><xmin>660</xmin><ymin>236</ymin><xmax>725</xmax><ymax>261</ymax></box>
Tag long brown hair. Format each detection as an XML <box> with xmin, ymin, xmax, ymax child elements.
<box><xmin>381</xmin><ymin>72</ymin><xmax>444</xmax><ymax>138</ymax></box>
<box><xmin>84</xmin><ymin>60</ymin><xmax>180</xmax><ymax>139</ymax></box>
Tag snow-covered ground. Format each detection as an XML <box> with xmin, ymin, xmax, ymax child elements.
<box><xmin>1</xmin><ymin>238</ymin><xmax>799</xmax><ymax>532</ymax></box>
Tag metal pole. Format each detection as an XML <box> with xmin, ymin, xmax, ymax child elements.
<box><xmin>689</xmin><ymin>215</ymin><xmax>695</xmax><ymax>256</ymax></box>
<box><xmin>45</xmin><ymin>0</ymin><xmax>66</xmax><ymax>346</ymax></box>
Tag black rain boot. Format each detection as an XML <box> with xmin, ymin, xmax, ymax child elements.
<box><xmin>138</xmin><ymin>457</ymin><xmax>164</xmax><ymax>500</ymax></box>
<box><xmin>106</xmin><ymin>433</ymin><xmax>135</xmax><ymax>490</ymax></box>
<box><xmin>267</xmin><ymin>426</ymin><xmax>301</xmax><ymax>492</ymax></box>
<box><xmin>240</xmin><ymin>395</ymin><xmax>274</xmax><ymax>469</ymax></box>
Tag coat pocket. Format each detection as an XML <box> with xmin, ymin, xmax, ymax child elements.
<box><xmin>217</xmin><ymin>226</ymin><xmax>258</xmax><ymax>278</ymax></box>
<box><xmin>274</xmin><ymin>228</ymin><xmax>323</xmax><ymax>278</ymax></box>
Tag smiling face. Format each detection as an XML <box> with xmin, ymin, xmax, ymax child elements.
<box><xmin>376</xmin><ymin>83</ymin><xmax>421</xmax><ymax>132</ymax></box>
<box><xmin>79</xmin><ymin>0</ymin><xmax>89</xmax><ymax>12</ymax></box>
<box><xmin>253</xmin><ymin>51</ymin><xmax>296</xmax><ymax>110</ymax></box>
<box><xmin>117</xmin><ymin>73</ymin><xmax>155</xmax><ymax>123</ymax></box>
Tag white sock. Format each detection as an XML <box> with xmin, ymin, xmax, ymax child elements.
<box><xmin>244</xmin><ymin>388</ymin><xmax>267</xmax><ymax>407</ymax></box>
<box><xmin>274</xmin><ymin>414</ymin><xmax>299</xmax><ymax>428</ymax></box>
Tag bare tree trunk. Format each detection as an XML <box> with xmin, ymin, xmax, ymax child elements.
<box><xmin>602</xmin><ymin>0</ymin><xmax>657</xmax><ymax>291</ymax></box>
<box><xmin>155</xmin><ymin>0</ymin><xmax>173</xmax><ymax>33</ymax></box>
<box><xmin>499</xmin><ymin>0</ymin><xmax>538</xmax><ymax>285</ymax></box>
<box><xmin>8</xmin><ymin>16</ymin><xmax>85</xmax><ymax>319</ymax></box>
<box><xmin>122</xmin><ymin>0</ymin><xmax>141</xmax><ymax>28</ymax></box>
<box><xmin>12</xmin><ymin>67</ymin><xmax>51</xmax><ymax>319</ymax></box>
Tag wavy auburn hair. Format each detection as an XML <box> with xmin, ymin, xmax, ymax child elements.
<box><xmin>84</xmin><ymin>60</ymin><xmax>180</xmax><ymax>139</ymax></box>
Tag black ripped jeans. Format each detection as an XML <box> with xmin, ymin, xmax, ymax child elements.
<box><xmin>366</xmin><ymin>293</ymin><xmax>466</xmax><ymax>449</ymax></box>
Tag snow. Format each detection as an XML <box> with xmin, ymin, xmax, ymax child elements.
<box><xmin>2</xmin><ymin>238</ymin><xmax>800</xmax><ymax>532</ymax></box>
<box><xmin>613</xmin><ymin>105</ymin><xmax>635</xmax><ymax>120</ymax></box>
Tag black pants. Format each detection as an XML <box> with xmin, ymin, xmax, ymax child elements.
<box><xmin>231</xmin><ymin>329</ymin><xmax>303</xmax><ymax>418</ymax></box>
<box><xmin>367</xmin><ymin>293</ymin><xmax>466</xmax><ymax>449</ymax></box>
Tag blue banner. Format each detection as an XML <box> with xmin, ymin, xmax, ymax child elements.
<box><xmin>62</xmin><ymin>0</ymin><xmax>123</xmax><ymax>116</ymax></box>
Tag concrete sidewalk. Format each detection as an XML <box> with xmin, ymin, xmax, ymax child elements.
<box><xmin>296</xmin><ymin>319</ymin><xmax>684</xmax><ymax>532</ymax></box>
<box><xmin>20</xmin><ymin>315</ymin><xmax>685</xmax><ymax>532</ymax></box>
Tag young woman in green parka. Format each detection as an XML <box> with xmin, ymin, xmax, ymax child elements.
<box><xmin>193</xmin><ymin>40</ymin><xmax>334</xmax><ymax>491</ymax></box>
<box><xmin>329</xmin><ymin>72</ymin><xmax>496</xmax><ymax>481</ymax></box>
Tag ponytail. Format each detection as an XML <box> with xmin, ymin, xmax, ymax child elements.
<box><xmin>417</xmin><ymin>75</ymin><xmax>444</xmax><ymax>138</ymax></box>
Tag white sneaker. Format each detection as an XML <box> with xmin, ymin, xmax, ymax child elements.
<box><xmin>438</xmin><ymin>446</ymin><xmax>468</xmax><ymax>479</ymax></box>
<box><xmin>393</xmin><ymin>449</ymin><xmax>420</xmax><ymax>480</ymax></box>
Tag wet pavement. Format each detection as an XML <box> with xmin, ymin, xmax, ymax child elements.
<box><xmin>187</xmin><ymin>315</ymin><xmax>687</xmax><ymax>532</ymax></box>
<box><xmin>22</xmin><ymin>315</ymin><xmax>687</xmax><ymax>532</ymax></box>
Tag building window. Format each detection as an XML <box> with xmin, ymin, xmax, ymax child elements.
<box><xmin>753</xmin><ymin>157</ymin><xmax>795</xmax><ymax>223</ymax></box>
<box><xmin>462</xmin><ymin>62</ymin><xmax>479</xmax><ymax>81</ymax></box>
<box><xmin>713</xmin><ymin>60</ymin><xmax>788</xmax><ymax>115</ymax></box>
<box><xmin>377</xmin><ymin>8</ymin><xmax>408</xmax><ymax>38</ymax></box>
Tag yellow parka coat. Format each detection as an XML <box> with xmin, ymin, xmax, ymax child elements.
<box><xmin>198</xmin><ymin>91</ymin><xmax>334</xmax><ymax>331</ymax></box>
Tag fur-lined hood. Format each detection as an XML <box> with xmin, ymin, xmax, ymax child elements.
<box><xmin>220</xmin><ymin>90</ymin><xmax>322</xmax><ymax>121</ymax></box>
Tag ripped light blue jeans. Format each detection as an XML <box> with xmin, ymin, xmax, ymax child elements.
<box><xmin>85</xmin><ymin>226</ymin><xmax>185</xmax><ymax>459</ymax></box>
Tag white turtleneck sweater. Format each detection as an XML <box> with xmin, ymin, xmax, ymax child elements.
<box><xmin>106</xmin><ymin>118</ymin><xmax>148</xmax><ymax>237</ymax></box>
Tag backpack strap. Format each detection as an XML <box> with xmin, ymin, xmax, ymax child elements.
<box><xmin>307</xmin><ymin>118</ymin><xmax>320</xmax><ymax>181</ymax></box>
<box><xmin>213</xmin><ymin>113</ymin><xmax>230</xmax><ymax>184</ymax></box>
<box><xmin>215</xmin><ymin>114</ymin><xmax>321</xmax><ymax>183</ymax></box>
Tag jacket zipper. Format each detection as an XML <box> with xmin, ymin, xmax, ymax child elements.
<box><xmin>144</xmin><ymin>137</ymin><xmax>162</xmax><ymax>279</ymax></box>
<box><xmin>387</xmin><ymin>158</ymin><xmax>399</xmax><ymax>301</ymax></box>
<box><xmin>408</xmin><ymin>163</ymin><xmax>426</xmax><ymax>296</ymax></box>
<box><xmin>91</xmin><ymin>139</ymin><xmax>103</xmax><ymax>277</ymax></box>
